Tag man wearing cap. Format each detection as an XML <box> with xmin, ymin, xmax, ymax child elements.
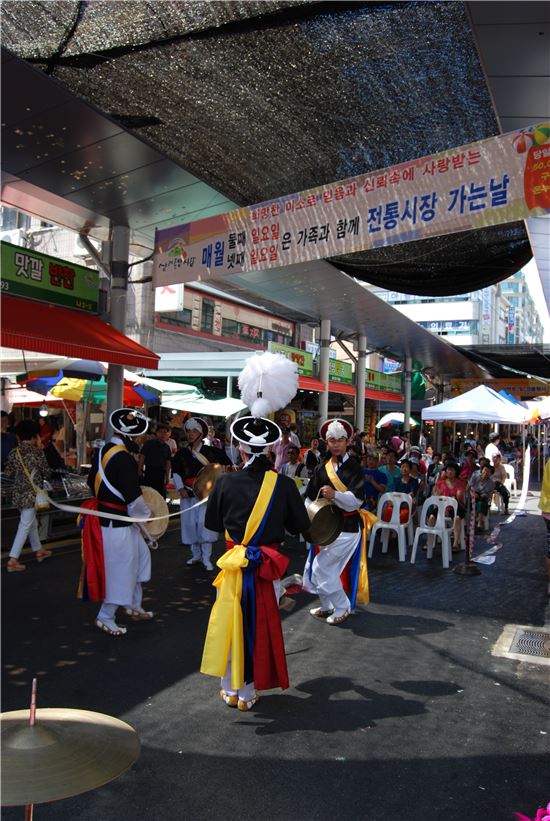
<box><xmin>83</xmin><ymin>409</ymin><xmax>154</xmax><ymax>636</ymax></box>
<box><xmin>172</xmin><ymin>417</ymin><xmax>230</xmax><ymax>571</ymax></box>
<box><xmin>200</xmin><ymin>350</ymin><xmax>311</xmax><ymax>711</ymax></box>
<box><xmin>485</xmin><ymin>432</ymin><xmax>502</xmax><ymax>464</ymax></box>
<box><xmin>303</xmin><ymin>418</ymin><xmax>367</xmax><ymax>626</ymax></box>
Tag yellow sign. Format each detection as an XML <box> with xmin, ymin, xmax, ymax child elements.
<box><xmin>450</xmin><ymin>378</ymin><xmax>548</xmax><ymax>399</ymax></box>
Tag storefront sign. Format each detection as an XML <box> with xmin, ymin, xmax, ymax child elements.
<box><xmin>451</xmin><ymin>378</ymin><xmax>548</xmax><ymax>399</ymax></box>
<box><xmin>154</xmin><ymin>121</ymin><xmax>550</xmax><ymax>286</ymax></box>
<box><xmin>329</xmin><ymin>358</ymin><xmax>353</xmax><ymax>384</ymax></box>
<box><xmin>1</xmin><ymin>240</ymin><xmax>99</xmax><ymax>313</ymax></box>
<box><xmin>481</xmin><ymin>287</ymin><xmax>492</xmax><ymax>343</ymax></box>
<box><xmin>269</xmin><ymin>342</ymin><xmax>313</xmax><ymax>376</ymax></box>
<box><xmin>507</xmin><ymin>306</ymin><xmax>516</xmax><ymax>343</ymax></box>
<box><xmin>365</xmin><ymin>367</ymin><xmax>402</xmax><ymax>394</ymax></box>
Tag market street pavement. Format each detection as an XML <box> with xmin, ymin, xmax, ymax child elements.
<box><xmin>2</xmin><ymin>492</ymin><xmax>549</xmax><ymax>821</ymax></box>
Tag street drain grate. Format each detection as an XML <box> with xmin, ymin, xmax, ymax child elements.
<box><xmin>492</xmin><ymin>625</ymin><xmax>550</xmax><ymax>667</ymax></box>
<box><xmin>509</xmin><ymin>629</ymin><xmax>550</xmax><ymax>659</ymax></box>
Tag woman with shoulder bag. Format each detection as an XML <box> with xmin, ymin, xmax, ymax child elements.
<box><xmin>3</xmin><ymin>419</ymin><xmax>52</xmax><ymax>572</ymax></box>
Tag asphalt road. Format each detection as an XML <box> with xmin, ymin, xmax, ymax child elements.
<box><xmin>2</xmin><ymin>493</ymin><xmax>549</xmax><ymax>821</ymax></box>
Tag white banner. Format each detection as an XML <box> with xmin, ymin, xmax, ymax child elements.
<box><xmin>154</xmin><ymin>122</ymin><xmax>550</xmax><ymax>286</ymax></box>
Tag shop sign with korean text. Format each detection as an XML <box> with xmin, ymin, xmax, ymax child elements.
<box><xmin>1</xmin><ymin>241</ymin><xmax>99</xmax><ymax>313</ymax></box>
<box><xmin>268</xmin><ymin>342</ymin><xmax>313</xmax><ymax>376</ymax></box>
<box><xmin>153</xmin><ymin>122</ymin><xmax>550</xmax><ymax>286</ymax></box>
<box><xmin>328</xmin><ymin>358</ymin><xmax>353</xmax><ymax>384</ymax></box>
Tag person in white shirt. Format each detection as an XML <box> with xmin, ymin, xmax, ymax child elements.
<box><xmin>484</xmin><ymin>432</ymin><xmax>501</xmax><ymax>464</ymax></box>
<box><xmin>279</xmin><ymin>446</ymin><xmax>307</xmax><ymax>481</ymax></box>
<box><xmin>288</xmin><ymin>423</ymin><xmax>301</xmax><ymax>449</ymax></box>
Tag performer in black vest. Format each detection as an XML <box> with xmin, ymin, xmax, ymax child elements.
<box><xmin>172</xmin><ymin>417</ymin><xmax>230</xmax><ymax>570</ymax></box>
<box><xmin>200</xmin><ymin>352</ymin><xmax>310</xmax><ymax>712</ymax></box>
<box><xmin>303</xmin><ymin>418</ymin><xmax>367</xmax><ymax>625</ymax></box>
<box><xmin>85</xmin><ymin>408</ymin><xmax>154</xmax><ymax>636</ymax></box>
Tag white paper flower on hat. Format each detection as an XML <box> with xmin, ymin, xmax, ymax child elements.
<box><xmin>326</xmin><ymin>420</ymin><xmax>348</xmax><ymax>440</ymax></box>
<box><xmin>239</xmin><ymin>352</ymin><xmax>298</xmax><ymax>417</ymax></box>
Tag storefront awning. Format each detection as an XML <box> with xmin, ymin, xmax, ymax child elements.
<box><xmin>1</xmin><ymin>296</ymin><xmax>159</xmax><ymax>370</ymax></box>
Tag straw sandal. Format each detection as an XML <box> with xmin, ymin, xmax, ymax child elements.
<box><xmin>237</xmin><ymin>694</ymin><xmax>260</xmax><ymax>712</ymax></box>
<box><xmin>309</xmin><ymin>607</ymin><xmax>334</xmax><ymax>619</ymax></box>
<box><xmin>95</xmin><ymin>618</ymin><xmax>127</xmax><ymax>636</ymax></box>
<box><xmin>124</xmin><ymin>608</ymin><xmax>154</xmax><ymax>621</ymax></box>
<box><xmin>220</xmin><ymin>690</ymin><xmax>238</xmax><ymax>708</ymax></box>
<box><xmin>326</xmin><ymin>610</ymin><xmax>350</xmax><ymax>626</ymax></box>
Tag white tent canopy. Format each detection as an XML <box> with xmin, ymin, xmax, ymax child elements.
<box><xmin>421</xmin><ymin>385</ymin><xmax>528</xmax><ymax>424</ymax></box>
<box><xmin>128</xmin><ymin>371</ymin><xmax>247</xmax><ymax>418</ymax></box>
<box><xmin>161</xmin><ymin>394</ymin><xmax>247</xmax><ymax>418</ymax></box>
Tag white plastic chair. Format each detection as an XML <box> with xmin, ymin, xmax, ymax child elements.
<box><xmin>410</xmin><ymin>496</ymin><xmax>457</xmax><ymax>569</ymax></box>
<box><xmin>503</xmin><ymin>463</ymin><xmax>518</xmax><ymax>497</ymax></box>
<box><xmin>369</xmin><ymin>492</ymin><xmax>414</xmax><ymax>562</ymax></box>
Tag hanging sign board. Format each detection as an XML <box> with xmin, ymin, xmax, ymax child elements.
<box><xmin>153</xmin><ymin>122</ymin><xmax>550</xmax><ymax>286</ymax></box>
<box><xmin>1</xmin><ymin>241</ymin><xmax>99</xmax><ymax>313</ymax></box>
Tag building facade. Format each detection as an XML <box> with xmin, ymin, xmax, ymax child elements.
<box><xmin>367</xmin><ymin>272</ymin><xmax>543</xmax><ymax>347</ymax></box>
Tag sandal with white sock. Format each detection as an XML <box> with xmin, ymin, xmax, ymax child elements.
<box><xmin>220</xmin><ymin>690</ymin><xmax>238</xmax><ymax>707</ymax></box>
<box><xmin>95</xmin><ymin>618</ymin><xmax>127</xmax><ymax>636</ymax></box>
<box><xmin>124</xmin><ymin>608</ymin><xmax>154</xmax><ymax>621</ymax></box>
<box><xmin>237</xmin><ymin>694</ymin><xmax>260</xmax><ymax>712</ymax></box>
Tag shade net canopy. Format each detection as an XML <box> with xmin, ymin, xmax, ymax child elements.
<box><xmin>0</xmin><ymin>0</ymin><xmax>531</xmax><ymax>295</ymax></box>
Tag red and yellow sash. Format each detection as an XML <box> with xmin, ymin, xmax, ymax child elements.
<box><xmin>200</xmin><ymin>471</ymin><xmax>278</xmax><ymax>689</ymax></box>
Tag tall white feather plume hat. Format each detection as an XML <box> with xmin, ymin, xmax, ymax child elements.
<box><xmin>231</xmin><ymin>352</ymin><xmax>299</xmax><ymax>453</ymax></box>
<box><xmin>110</xmin><ymin>408</ymin><xmax>149</xmax><ymax>437</ymax></box>
<box><xmin>319</xmin><ymin>417</ymin><xmax>353</xmax><ymax>442</ymax></box>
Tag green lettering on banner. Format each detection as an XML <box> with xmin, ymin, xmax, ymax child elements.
<box><xmin>328</xmin><ymin>358</ymin><xmax>353</xmax><ymax>384</ymax></box>
<box><xmin>268</xmin><ymin>341</ymin><xmax>313</xmax><ymax>376</ymax></box>
<box><xmin>365</xmin><ymin>367</ymin><xmax>402</xmax><ymax>394</ymax></box>
<box><xmin>1</xmin><ymin>241</ymin><xmax>99</xmax><ymax>313</ymax></box>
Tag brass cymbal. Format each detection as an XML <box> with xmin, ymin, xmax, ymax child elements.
<box><xmin>1</xmin><ymin>708</ymin><xmax>140</xmax><ymax>806</ymax></box>
<box><xmin>193</xmin><ymin>463</ymin><xmax>226</xmax><ymax>501</ymax></box>
<box><xmin>140</xmin><ymin>485</ymin><xmax>170</xmax><ymax>538</ymax></box>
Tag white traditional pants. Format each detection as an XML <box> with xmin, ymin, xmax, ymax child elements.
<box><xmin>179</xmin><ymin>496</ymin><xmax>217</xmax><ymax>563</ymax></box>
<box><xmin>302</xmin><ymin>530</ymin><xmax>359</xmax><ymax>615</ymax></box>
<box><xmin>97</xmin><ymin>524</ymin><xmax>151</xmax><ymax>622</ymax></box>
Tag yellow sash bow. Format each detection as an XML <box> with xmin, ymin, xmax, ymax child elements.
<box><xmin>324</xmin><ymin>459</ymin><xmax>376</xmax><ymax>605</ymax></box>
<box><xmin>200</xmin><ymin>471</ymin><xmax>278</xmax><ymax>689</ymax></box>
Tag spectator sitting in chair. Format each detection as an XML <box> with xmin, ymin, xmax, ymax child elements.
<box><xmin>491</xmin><ymin>452</ymin><xmax>510</xmax><ymax>514</ymax></box>
<box><xmin>361</xmin><ymin>452</ymin><xmax>387</xmax><ymax>512</ymax></box>
<box><xmin>394</xmin><ymin>460</ymin><xmax>419</xmax><ymax>508</ymax></box>
<box><xmin>471</xmin><ymin>464</ymin><xmax>495</xmax><ymax>533</ymax></box>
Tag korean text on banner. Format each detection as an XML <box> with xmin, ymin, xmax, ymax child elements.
<box><xmin>153</xmin><ymin>122</ymin><xmax>550</xmax><ymax>287</ymax></box>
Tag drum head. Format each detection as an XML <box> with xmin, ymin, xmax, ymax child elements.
<box><xmin>140</xmin><ymin>486</ymin><xmax>169</xmax><ymax>539</ymax></box>
<box><xmin>307</xmin><ymin>502</ymin><xmax>343</xmax><ymax>546</ymax></box>
<box><xmin>193</xmin><ymin>464</ymin><xmax>226</xmax><ymax>501</ymax></box>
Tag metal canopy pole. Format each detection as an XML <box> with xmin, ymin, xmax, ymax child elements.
<box><xmin>403</xmin><ymin>355</ymin><xmax>412</xmax><ymax>436</ymax></box>
<box><xmin>318</xmin><ymin>318</ymin><xmax>331</xmax><ymax>423</ymax></box>
<box><xmin>355</xmin><ymin>334</ymin><xmax>367</xmax><ymax>432</ymax></box>
<box><xmin>105</xmin><ymin>226</ymin><xmax>129</xmax><ymax>438</ymax></box>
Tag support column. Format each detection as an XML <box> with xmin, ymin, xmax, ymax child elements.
<box><xmin>318</xmin><ymin>319</ymin><xmax>331</xmax><ymax>423</ymax></box>
<box><xmin>355</xmin><ymin>334</ymin><xmax>367</xmax><ymax>432</ymax></box>
<box><xmin>403</xmin><ymin>355</ymin><xmax>412</xmax><ymax>437</ymax></box>
<box><xmin>106</xmin><ymin>226</ymin><xmax>130</xmax><ymax>437</ymax></box>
